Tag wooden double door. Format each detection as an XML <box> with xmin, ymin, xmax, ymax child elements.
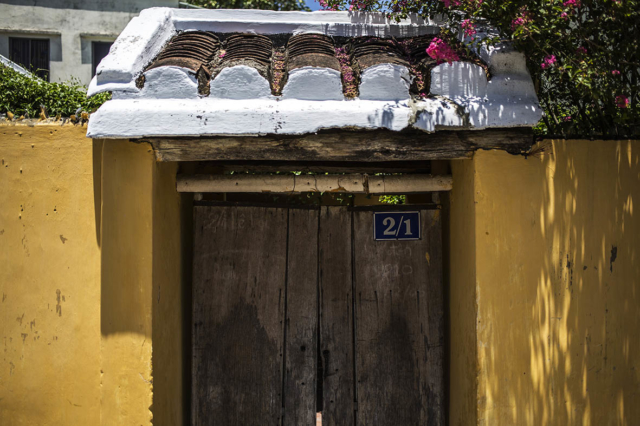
<box><xmin>192</xmin><ymin>204</ymin><xmax>443</xmax><ymax>426</ymax></box>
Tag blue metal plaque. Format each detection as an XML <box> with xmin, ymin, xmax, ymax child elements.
<box><xmin>373</xmin><ymin>211</ymin><xmax>421</xmax><ymax>241</ymax></box>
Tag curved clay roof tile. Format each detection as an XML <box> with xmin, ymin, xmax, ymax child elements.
<box><xmin>147</xmin><ymin>31</ymin><xmax>220</xmax><ymax>72</ymax></box>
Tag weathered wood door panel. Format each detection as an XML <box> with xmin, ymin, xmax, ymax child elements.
<box><xmin>353</xmin><ymin>210</ymin><xmax>443</xmax><ymax>426</ymax></box>
<box><xmin>192</xmin><ymin>205</ymin><xmax>443</xmax><ymax>426</ymax></box>
<box><xmin>284</xmin><ymin>208</ymin><xmax>319</xmax><ymax>426</ymax></box>
<box><xmin>192</xmin><ymin>206</ymin><xmax>288</xmax><ymax>426</ymax></box>
<box><xmin>319</xmin><ymin>206</ymin><xmax>355</xmax><ymax>426</ymax></box>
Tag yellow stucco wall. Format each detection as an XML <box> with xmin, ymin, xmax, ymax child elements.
<box><xmin>0</xmin><ymin>125</ymin><xmax>101</xmax><ymax>425</ymax></box>
<box><xmin>1</xmin><ymin>125</ymin><xmax>185</xmax><ymax>425</ymax></box>
<box><xmin>151</xmin><ymin>155</ymin><xmax>190</xmax><ymax>426</ymax></box>
<box><xmin>98</xmin><ymin>139</ymin><xmax>187</xmax><ymax>426</ymax></box>
<box><xmin>100</xmin><ymin>139</ymin><xmax>186</xmax><ymax>426</ymax></box>
<box><xmin>448</xmin><ymin>157</ymin><xmax>478</xmax><ymax>426</ymax></box>
<box><xmin>100</xmin><ymin>139</ymin><xmax>155</xmax><ymax>425</ymax></box>
<box><xmin>450</xmin><ymin>140</ymin><xmax>640</xmax><ymax>425</ymax></box>
<box><xmin>3</xmin><ymin>125</ymin><xmax>638</xmax><ymax>426</ymax></box>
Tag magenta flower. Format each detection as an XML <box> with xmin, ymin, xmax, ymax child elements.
<box><xmin>318</xmin><ymin>0</ymin><xmax>338</xmax><ymax>10</ymax></box>
<box><xmin>426</xmin><ymin>38</ymin><xmax>460</xmax><ymax>65</ymax></box>
<box><xmin>615</xmin><ymin>95</ymin><xmax>629</xmax><ymax>108</ymax></box>
<box><xmin>612</xmin><ymin>70</ymin><xmax>621</xmax><ymax>76</ymax></box>
<box><xmin>335</xmin><ymin>46</ymin><xmax>358</xmax><ymax>97</ymax></box>
<box><xmin>563</xmin><ymin>116</ymin><xmax>572</xmax><ymax>122</ymax></box>
<box><xmin>461</xmin><ymin>19</ymin><xmax>477</xmax><ymax>37</ymax></box>
<box><xmin>576</xmin><ymin>46</ymin><xmax>587</xmax><ymax>54</ymax></box>
<box><xmin>563</xmin><ymin>0</ymin><xmax>581</xmax><ymax>7</ymax></box>
<box><xmin>511</xmin><ymin>7</ymin><xmax>533</xmax><ymax>31</ymax></box>
<box><xmin>560</xmin><ymin>12</ymin><xmax>569</xmax><ymax>20</ymax></box>
<box><xmin>541</xmin><ymin>55</ymin><xmax>556</xmax><ymax>69</ymax></box>
<box><xmin>511</xmin><ymin>17</ymin><xmax>526</xmax><ymax>30</ymax></box>
<box><xmin>440</xmin><ymin>0</ymin><xmax>462</xmax><ymax>7</ymax></box>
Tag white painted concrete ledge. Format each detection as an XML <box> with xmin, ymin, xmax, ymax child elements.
<box><xmin>86</xmin><ymin>9</ymin><xmax>542</xmax><ymax>138</ymax></box>
<box><xmin>87</xmin><ymin>97</ymin><xmax>541</xmax><ymax>138</ymax></box>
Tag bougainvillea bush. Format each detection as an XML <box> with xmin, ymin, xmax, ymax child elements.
<box><xmin>187</xmin><ymin>0</ymin><xmax>309</xmax><ymax>10</ymax></box>
<box><xmin>320</xmin><ymin>0</ymin><xmax>639</xmax><ymax>137</ymax></box>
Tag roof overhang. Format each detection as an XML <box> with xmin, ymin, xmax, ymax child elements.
<box><xmin>86</xmin><ymin>8</ymin><xmax>542</xmax><ymax>142</ymax></box>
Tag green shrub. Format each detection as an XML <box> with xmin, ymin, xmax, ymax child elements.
<box><xmin>0</xmin><ymin>64</ymin><xmax>110</xmax><ymax>118</ymax></box>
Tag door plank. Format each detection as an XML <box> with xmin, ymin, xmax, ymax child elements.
<box><xmin>283</xmin><ymin>208</ymin><xmax>319</xmax><ymax>426</ymax></box>
<box><xmin>319</xmin><ymin>207</ymin><xmax>355</xmax><ymax>426</ymax></box>
<box><xmin>423</xmin><ymin>210</ymin><xmax>445</xmax><ymax>426</ymax></box>
<box><xmin>353</xmin><ymin>209</ymin><xmax>443</xmax><ymax>426</ymax></box>
<box><xmin>192</xmin><ymin>206</ymin><xmax>288</xmax><ymax>426</ymax></box>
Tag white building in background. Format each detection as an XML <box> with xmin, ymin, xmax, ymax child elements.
<box><xmin>0</xmin><ymin>0</ymin><xmax>182</xmax><ymax>84</ymax></box>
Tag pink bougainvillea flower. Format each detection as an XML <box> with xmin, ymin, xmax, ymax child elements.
<box><xmin>615</xmin><ymin>95</ymin><xmax>629</xmax><ymax>108</ymax></box>
<box><xmin>426</xmin><ymin>38</ymin><xmax>459</xmax><ymax>64</ymax></box>
<box><xmin>612</xmin><ymin>70</ymin><xmax>621</xmax><ymax>76</ymax></box>
<box><xmin>511</xmin><ymin>17</ymin><xmax>526</xmax><ymax>30</ymax></box>
<box><xmin>318</xmin><ymin>0</ymin><xmax>338</xmax><ymax>10</ymax></box>
<box><xmin>563</xmin><ymin>0</ymin><xmax>581</xmax><ymax>7</ymax></box>
<box><xmin>335</xmin><ymin>46</ymin><xmax>358</xmax><ymax>97</ymax></box>
<box><xmin>511</xmin><ymin>8</ymin><xmax>532</xmax><ymax>31</ymax></box>
<box><xmin>440</xmin><ymin>0</ymin><xmax>481</xmax><ymax>8</ymax></box>
<box><xmin>461</xmin><ymin>19</ymin><xmax>477</xmax><ymax>37</ymax></box>
<box><xmin>440</xmin><ymin>0</ymin><xmax>462</xmax><ymax>7</ymax></box>
<box><xmin>563</xmin><ymin>116</ymin><xmax>572</xmax><ymax>122</ymax></box>
<box><xmin>576</xmin><ymin>46</ymin><xmax>587</xmax><ymax>54</ymax></box>
<box><xmin>560</xmin><ymin>12</ymin><xmax>569</xmax><ymax>20</ymax></box>
<box><xmin>541</xmin><ymin>55</ymin><xmax>556</xmax><ymax>69</ymax></box>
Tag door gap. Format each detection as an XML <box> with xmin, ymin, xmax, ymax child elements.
<box><xmin>280</xmin><ymin>208</ymin><xmax>291</xmax><ymax>423</ymax></box>
<box><xmin>316</xmin><ymin>211</ymin><xmax>324</xmax><ymax>417</ymax></box>
<box><xmin>350</xmin><ymin>209</ymin><xmax>358</xmax><ymax>426</ymax></box>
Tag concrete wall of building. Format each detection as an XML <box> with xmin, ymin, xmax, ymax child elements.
<box><xmin>449</xmin><ymin>140</ymin><xmax>640</xmax><ymax>425</ymax></box>
<box><xmin>0</xmin><ymin>125</ymin><xmax>187</xmax><ymax>425</ymax></box>
<box><xmin>0</xmin><ymin>1</ymin><xmax>178</xmax><ymax>85</ymax></box>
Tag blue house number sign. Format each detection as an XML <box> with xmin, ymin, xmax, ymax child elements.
<box><xmin>374</xmin><ymin>211</ymin><xmax>421</xmax><ymax>241</ymax></box>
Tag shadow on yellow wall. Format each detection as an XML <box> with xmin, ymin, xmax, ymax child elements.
<box><xmin>98</xmin><ymin>139</ymin><xmax>190</xmax><ymax>426</ymax></box>
<box><xmin>470</xmin><ymin>140</ymin><xmax>640</xmax><ymax>425</ymax></box>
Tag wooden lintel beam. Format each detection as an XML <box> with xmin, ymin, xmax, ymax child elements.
<box><xmin>177</xmin><ymin>173</ymin><xmax>453</xmax><ymax>194</ymax></box>
<box><xmin>190</xmin><ymin>160</ymin><xmax>433</xmax><ymax>174</ymax></box>
<box><xmin>147</xmin><ymin>128</ymin><xmax>533</xmax><ymax>163</ymax></box>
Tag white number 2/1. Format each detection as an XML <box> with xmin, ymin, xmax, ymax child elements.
<box><xmin>382</xmin><ymin>217</ymin><xmax>413</xmax><ymax>236</ymax></box>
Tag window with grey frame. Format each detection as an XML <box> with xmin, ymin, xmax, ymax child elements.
<box><xmin>9</xmin><ymin>37</ymin><xmax>50</xmax><ymax>81</ymax></box>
